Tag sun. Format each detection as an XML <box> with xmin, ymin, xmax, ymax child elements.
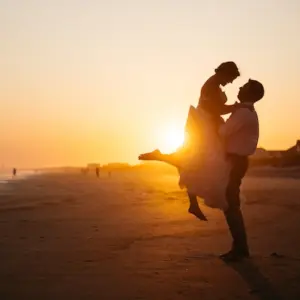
<box><xmin>159</xmin><ymin>126</ymin><xmax>185</xmax><ymax>153</ymax></box>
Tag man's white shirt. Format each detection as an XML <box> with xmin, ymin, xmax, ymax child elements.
<box><xmin>219</xmin><ymin>104</ymin><xmax>259</xmax><ymax>156</ymax></box>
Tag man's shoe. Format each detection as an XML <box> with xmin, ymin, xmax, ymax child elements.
<box><xmin>220</xmin><ymin>250</ymin><xmax>250</xmax><ymax>262</ymax></box>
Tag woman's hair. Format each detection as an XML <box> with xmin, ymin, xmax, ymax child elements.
<box><xmin>215</xmin><ymin>61</ymin><xmax>240</xmax><ymax>78</ymax></box>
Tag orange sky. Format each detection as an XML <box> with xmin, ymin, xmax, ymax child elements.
<box><xmin>1</xmin><ymin>1</ymin><xmax>300</xmax><ymax>168</ymax></box>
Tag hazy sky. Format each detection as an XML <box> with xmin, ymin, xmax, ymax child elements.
<box><xmin>1</xmin><ymin>0</ymin><xmax>300</xmax><ymax>168</ymax></box>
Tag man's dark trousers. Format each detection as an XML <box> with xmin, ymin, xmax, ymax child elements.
<box><xmin>224</xmin><ymin>154</ymin><xmax>249</xmax><ymax>255</ymax></box>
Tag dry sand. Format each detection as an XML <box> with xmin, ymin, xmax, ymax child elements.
<box><xmin>0</xmin><ymin>170</ymin><xmax>300</xmax><ymax>299</ymax></box>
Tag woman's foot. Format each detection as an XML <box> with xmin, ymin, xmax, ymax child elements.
<box><xmin>138</xmin><ymin>149</ymin><xmax>162</xmax><ymax>161</ymax></box>
<box><xmin>188</xmin><ymin>205</ymin><xmax>208</xmax><ymax>221</ymax></box>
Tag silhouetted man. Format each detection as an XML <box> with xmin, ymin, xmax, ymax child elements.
<box><xmin>219</xmin><ymin>79</ymin><xmax>264</xmax><ymax>262</ymax></box>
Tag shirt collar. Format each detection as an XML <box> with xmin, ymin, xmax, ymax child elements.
<box><xmin>237</xmin><ymin>102</ymin><xmax>255</xmax><ymax>112</ymax></box>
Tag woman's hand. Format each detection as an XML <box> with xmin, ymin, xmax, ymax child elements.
<box><xmin>232</xmin><ymin>101</ymin><xmax>240</xmax><ymax>111</ymax></box>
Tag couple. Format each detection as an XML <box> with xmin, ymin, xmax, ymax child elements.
<box><xmin>139</xmin><ymin>62</ymin><xmax>264</xmax><ymax>262</ymax></box>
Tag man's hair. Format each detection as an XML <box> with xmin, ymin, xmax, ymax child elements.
<box><xmin>249</xmin><ymin>80</ymin><xmax>265</xmax><ymax>102</ymax></box>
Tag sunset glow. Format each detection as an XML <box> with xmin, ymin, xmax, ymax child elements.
<box><xmin>159</xmin><ymin>126</ymin><xmax>185</xmax><ymax>153</ymax></box>
<box><xmin>1</xmin><ymin>1</ymin><xmax>300</xmax><ymax>168</ymax></box>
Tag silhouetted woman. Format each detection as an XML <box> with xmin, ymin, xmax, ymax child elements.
<box><xmin>139</xmin><ymin>62</ymin><xmax>240</xmax><ymax>220</ymax></box>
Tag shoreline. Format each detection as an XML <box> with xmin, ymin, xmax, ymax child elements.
<box><xmin>0</xmin><ymin>170</ymin><xmax>41</xmax><ymax>185</ymax></box>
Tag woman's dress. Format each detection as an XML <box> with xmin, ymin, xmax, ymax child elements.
<box><xmin>178</xmin><ymin>104</ymin><xmax>231</xmax><ymax>211</ymax></box>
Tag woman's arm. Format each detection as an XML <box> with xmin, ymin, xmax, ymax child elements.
<box><xmin>219</xmin><ymin>103</ymin><xmax>238</xmax><ymax>115</ymax></box>
<box><xmin>200</xmin><ymin>100</ymin><xmax>237</xmax><ymax>116</ymax></box>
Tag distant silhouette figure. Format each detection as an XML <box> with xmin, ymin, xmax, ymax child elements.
<box><xmin>96</xmin><ymin>167</ymin><xmax>100</xmax><ymax>178</ymax></box>
<box><xmin>108</xmin><ymin>171</ymin><xmax>111</xmax><ymax>178</ymax></box>
<box><xmin>139</xmin><ymin>62</ymin><xmax>241</xmax><ymax>221</ymax></box>
<box><xmin>12</xmin><ymin>168</ymin><xmax>17</xmax><ymax>177</ymax></box>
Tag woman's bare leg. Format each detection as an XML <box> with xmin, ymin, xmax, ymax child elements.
<box><xmin>139</xmin><ymin>151</ymin><xmax>207</xmax><ymax>220</ymax></box>
<box><xmin>138</xmin><ymin>149</ymin><xmax>181</xmax><ymax>168</ymax></box>
<box><xmin>188</xmin><ymin>193</ymin><xmax>207</xmax><ymax>221</ymax></box>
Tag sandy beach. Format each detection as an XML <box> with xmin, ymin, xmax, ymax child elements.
<box><xmin>0</xmin><ymin>170</ymin><xmax>300</xmax><ymax>299</ymax></box>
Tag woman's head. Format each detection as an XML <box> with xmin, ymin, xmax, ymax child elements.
<box><xmin>215</xmin><ymin>61</ymin><xmax>240</xmax><ymax>86</ymax></box>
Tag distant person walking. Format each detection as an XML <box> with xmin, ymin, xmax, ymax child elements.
<box><xmin>12</xmin><ymin>168</ymin><xmax>17</xmax><ymax>177</ymax></box>
<box><xmin>96</xmin><ymin>167</ymin><xmax>100</xmax><ymax>178</ymax></box>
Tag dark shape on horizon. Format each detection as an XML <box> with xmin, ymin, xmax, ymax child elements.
<box><xmin>251</xmin><ymin>139</ymin><xmax>300</xmax><ymax>167</ymax></box>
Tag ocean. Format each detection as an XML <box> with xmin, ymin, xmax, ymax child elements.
<box><xmin>0</xmin><ymin>170</ymin><xmax>34</xmax><ymax>184</ymax></box>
